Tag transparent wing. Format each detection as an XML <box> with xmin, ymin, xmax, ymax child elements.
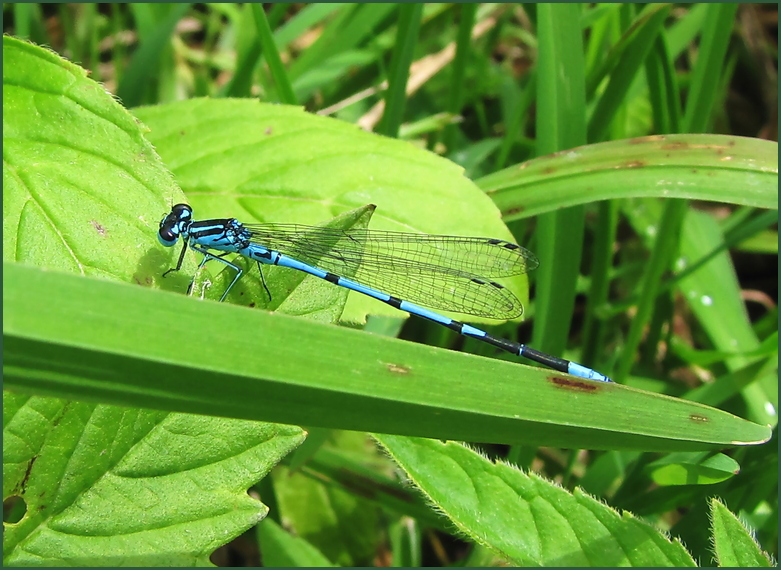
<box><xmin>244</xmin><ymin>224</ymin><xmax>539</xmax><ymax>319</ymax></box>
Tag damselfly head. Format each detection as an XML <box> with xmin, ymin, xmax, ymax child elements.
<box><xmin>158</xmin><ymin>203</ymin><xmax>193</xmax><ymax>246</ymax></box>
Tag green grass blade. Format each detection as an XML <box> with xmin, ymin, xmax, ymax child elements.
<box><xmin>587</xmin><ymin>4</ymin><xmax>671</xmax><ymax>142</ymax></box>
<box><xmin>615</xmin><ymin>3</ymin><xmax>744</xmax><ymax>381</ymax></box>
<box><xmin>222</xmin><ymin>4</ymin><xmax>262</xmax><ymax>98</ymax></box>
<box><xmin>478</xmin><ymin>134</ymin><xmax>778</xmax><ymax>221</ymax></box>
<box><xmin>532</xmin><ymin>3</ymin><xmax>587</xmax><ymax>358</ymax></box>
<box><xmin>5</xmin><ymin>263</ymin><xmax>771</xmax><ymax>451</ymax></box>
<box><xmin>108</xmin><ymin>4</ymin><xmax>127</xmax><ymax>86</ymax></box>
<box><xmin>57</xmin><ymin>4</ymin><xmax>78</xmax><ymax>65</ymax></box>
<box><xmin>614</xmin><ymin>199</ymin><xmax>688</xmax><ymax>382</ymax></box>
<box><xmin>661</xmin><ymin>209</ymin><xmax>779</xmax><ymax>294</ymax></box>
<box><xmin>676</xmin><ymin>211</ymin><xmax>777</xmax><ymax>426</ymax></box>
<box><xmin>666</xmin><ymin>3</ymin><xmax>709</xmax><ymax>58</ymax></box>
<box><xmin>493</xmin><ymin>71</ymin><xmax>536</xmax><ymax>170</ymax></box>
<box><xmin>287</xmin><ymin>4</ymin><xmax>394</xmax><ymax>82</ymax></box>
<box><xmin>378</xmin><ymin>4</ymin><xmax>424</xmax><ymax>138</ymax></box>
<box><xmin>12</xmin><ymin>3</ymin><xmax>33</xmax><ymax>40</ymax></box>
<box><xmin>581</xmin><ymin>200</ymin><xmax>619</xmax><ymax>369</ymax></box>
<box><xmin>682</xmin><ymin>3</ymin><xmax>740</xmax><ymax>133</ymax></box>
<box><xmin>251</xmin><ymin>4</ymin><xmax>297</xmax><ymax>105</ymax></box>
<box><xmin>645</xmin><ymin>33</ymin><xmax>682</xmax><ymax>133</ymax></box>
<box><xmin>624</xmin><ymin>200</ymin><xmax>777</xmax><ymax>424</ymax></box>
<box><xmin>273</xmin><ymin>3</ymin><xmax>347</xmax><ymax>50</ymax></box>
<box><xmin>127</xmin><ymin>3</ymin><xmax>154</xmax><ymax>39</ymax></box>
<box><xmin>116</xmin><ymin>3</ymin><xmax>192</xmax><ymax>107</ymax></box>
<box><xmin>443</xmin><ymin>3</ymin><xmax>477</xmax><ymax>151</ymax></box>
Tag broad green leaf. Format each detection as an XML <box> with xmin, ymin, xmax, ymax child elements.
<box><xmin>3</xmin><ymin>36</ymin><xmax>183</xmax><ymax>282</ymax></box>
<box><xmin>644</xmin><ymin>452</ymin><xmax>740</xmax><ymax>486</ymax></box>
<box><xmin>710</xmin><ymin>499</ymin><xmax>774</xmax><ymax>567</ymax></box>
<box><xmin>3</xmin><ymin>392</ymin><xmax>305</xmax><ymax>566</ymax></box>
<box><xmin>376</xmin><ymin>435</ymin><xmax>697</xmax><ymax>566</ymax></box>
<box><xmin>477</xmin><ymin>135</ymin><xmax>778</xmax><ymax>221</ymax></box>
<box><xmin>5</xmin><ymin>262</ymin><xmax>772</xmax><ymax>452</ymax></box>
<box><xmin>3</xmin><ymin>36</ymin><xmax>311</xmax><ymax>566</ymax></box>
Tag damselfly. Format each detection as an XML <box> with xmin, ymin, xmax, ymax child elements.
<box><xmin>158</xmin><ymin>204</ymin><xmax>611</xmax><ymax>382</ymax></box>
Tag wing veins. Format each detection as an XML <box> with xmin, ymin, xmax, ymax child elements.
<box><xmin>245</xmin><ymin>224</ymin><xmax>530</xmax><ymax>319</ymax></box>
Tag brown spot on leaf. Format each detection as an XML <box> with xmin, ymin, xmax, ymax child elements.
<box><xmin>386</xmin><ymin>363</ymin><xmax>411</xmax><ymax>375</ymax></box>
<box><xmin>629</xmin><ymin>135</ymin><xmax>666</xmax><ymax>144</ymax></box>
<box><xmin>90</xmin><ymin>220</ymin><xmax>107</xmax><ymax>236</ymax></box>
<box><xmin>18</xmin><ymin>456</ymin><xmax>38</xmax><ymax>493</ymax></box>
<box><xmin>660</xmin><ymin>142</ymin><xmax>690</xmax><ymax>151</ymax></box>
<box><xmin>549</xmin><ymin>376</ymin><xmax>601</xmax><ymax>392</ymax></box>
